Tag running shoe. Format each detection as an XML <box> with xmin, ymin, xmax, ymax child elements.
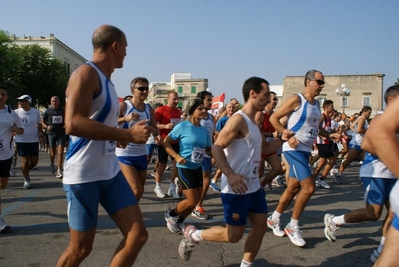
<box><xmin>271</xmin><ymin>176</ymin><xmax>285</xmax><ymax>187</ymax></box>
<box><xmin>150</xmin><ymin>170</ymin><xmax>156</xmax><ymax>178</ymax></box>
<box><xmin>23</xmin><ymin>180</ymin><xmax>32</xmax><ymax>189</ymax></box>
<box><xmin>316</xmin><ymin>178</ymin><xmax>331</xmax><ymax>189</ymax></box>
<box><xmin>191</xmin><ymin>207</ymin><xmax>209</xmax><ymax>220</ymax></box>
<box><xmin>370</xmin><ymin>249</ymin><xmax>380</xmax><ymax>263</ymax></box>
<box><xmin>174</xmin><ymin>177</ymin><xmax>183</xmax><ymax>197</ymax></box>
<box><xmin>324</xmin><ymin>213</ymin><xmax>340</xmax><ymax>242</ymax></box>
<box><xmin>167</xmin><ymin>186</ymin><xmax>180</xmax><ymax>199</ymax></box>
<box><xmin>56</xmin><ymin>170</ymin><xmax>63</xmax><ymax>179</ymax></box>
<box><xmin>284</xmin><ymin>224</ymin><xmax>306</xmax><ymax>247</ymax></box>
<box><xmin>164</xmin><ymin>210</ymin><xmax>180</xmax><ymax>233</ymax></box>
<box><xmin>334</xmin><ymin>173</ymin><xmax>342</xmax><ymax>184</ymax></box>
<box><xmin>178</xmin><ymin>225</ymin><xmax>198</xmax><ymax>261</ymax></box>
<box><xmin>0</xmin><ymin>216</ymin><xmax>10</xmax><ymax>232</ymax></box>
<box><xmin>267</xmin><ymin>215</ymin><xmax>285</xmax><ymax>237</ymax></box>
<box><xmin>165</xmin><ymin>165</ymin><xmax>171</xmax><ymax>170</ymax></box>
<box><xmin>209</xmin><ymin>182</ymin><xmax>221</xmax><ymax>192</ymax></box>
<box><xmin>154</xmin><ymin>187</ymin><xmax>165</xmax><ymax>198</ymax></box>
<box><xmin>50</xmin><ymin>164</ymin><xmax>55</xmax><ymax>174</ymax></box>
<box><xmin>9</xmin><ymin>168</ymin><xmax>16</xmax><ymax>177</ymax></box>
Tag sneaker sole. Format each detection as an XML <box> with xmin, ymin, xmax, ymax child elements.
<box><xmin>266</xmin><ymin>221</ymin><xmax>285</xmax><ymax>237</ymax></box>
<box><xmin>191</xmin><ymin>213</ymin><xmax>208</xmax><ymax>220</ymax></box>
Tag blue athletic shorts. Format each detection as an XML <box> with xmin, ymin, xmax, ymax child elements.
<box><xmin>177</xmin><ymin>166</ymin><xmax>203</xmax><ymax>190</ymax></box>
<box><xmin>16</xmin><ymin>142</ymin><xmax>39</xmax><ymax>157</ymax></box>
<box><xmin>349</xmin><ymin>144</ymin><xmax>363</xmax><ymax>152</ymax></box>
<box><xmin>202</xmin><ymin>157</ymin><xmax>212</xmax><ymax>173</ymax></box>
<box><xmin>146</xmin><ymin>144</ymin><xmax>157</xmax><ymax>155</ymax></box>
<box><xmin>392</xmin><ymin>214</ymin><xmax>399</xmax><ymax>231</ymax></box>
<box><xmin>221</xmin><ymin>188</ymin><xmax>268</xmax><ymax>226</ymax></box>
<box><xmin>361</xmin><ymin>177</ymin><xmax>396</xmax><ymax>205</ymax></box>
<box><xmin>283</xmin><ymin>150</ymin><xmax>312</xmax><ymax>181</ymax></box>
<box><xmin>117</xmin><ymin>155</ymin><xmax>148</xmax><ymax>171</ymax></box>
<box><xmin>63</xmin><ymin>171</ymin><xmax>137</xmax><ymax>231</ymax></box>
<box><xmin>48</xmin><ymin>133</ymin><xmax>66</xmax><ymax>148</ymax></box>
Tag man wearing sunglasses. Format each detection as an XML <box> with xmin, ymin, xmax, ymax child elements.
<box><xmin>14</xmin><ymin>95</ymin><xmax>42</xmax><ymax>189</ymax></box>
<box><xmin>268</xmin><ymin>69</ymin><xmax>340</xmax><ymax>247</ymax></box>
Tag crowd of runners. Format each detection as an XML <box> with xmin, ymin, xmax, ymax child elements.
<box><xmin>1</xmin><ymin>24</ymin><xmax>398</xmax><ymax>267</ymax></box>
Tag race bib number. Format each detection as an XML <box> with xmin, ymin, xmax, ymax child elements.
<box><xmin>105</xmin><ymin>140</ymin><xmax>116</xmax><ymax>155</ymax></box>
<box><xmin>0</xmin><ymin>138</ymin><xmax>4</xmax><ymax>151</ymax></box>
<box><xmin>250</xmin><ymin>160</ymin><xmax>260</xmax><ymax>180</ymax></box>
<box><xmin>306</xmin><ymin>127</ymin><xmax>319</xmax><ymax>138</ymax></box>
<box><xmin>191</xmin><ymin>147</ymin><xmax>205</xmax><ymax>163</ymax></box>
<box><xmin>52</xmin><ymin>115</ymin><xmax>63</xmax><ymax>124</ymax></box>
<box><xmin>170</xmin><ymin>118</ymin><xmax>181</xmax><ymax>127</ymax></box>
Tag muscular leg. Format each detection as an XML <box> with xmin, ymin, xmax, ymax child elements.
<box><xmin>243</xmin><ymin>212</ymin><xmax>267</xmax><ymax>263</ymax></box>
<box><xmin>57</xmin><ymin>145</ymin><xmax>65</xmax><ymax>171</ymax></box>
<box><xmin>339</xmin><ymin>149</ymin><xmax>359</xmax><ymax>174</ymax></box>
<box><xmin>110</xmin><ymin>205</ymin><xmax>148</xmax><ymax>266</ymax></box>
<box><xmin>176</xmin><ymin>187</ymin><xmax>202</xmax><ymax>219</ymax></box>
<box><xmin>56</xmin><ymin>228</ymin><xmax>96</xmax><ymax>267</ymax></box>
<box><xmin>275</xmin><ymin>177</ymin><xmax>301</xmax><ymax>214</ymax></box>
<box><xmin>119</xmin><ymin>164</ymin><xmax>146</xmax><ymax>202</ymax></box>
<box><xmin>291</xmin><ymin>176</ymin><xmax>315</xmax><ymax>220</ymax></box>
<box><xmin>374</xmin><ymin>225</ymin><xmax>399</xmax><ymax>267</ymax></box>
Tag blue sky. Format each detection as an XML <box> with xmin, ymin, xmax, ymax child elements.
<box><xmin>2</xmin><ymin>0</ymin><xmax>398</xmax><ymax>102</ymax></box>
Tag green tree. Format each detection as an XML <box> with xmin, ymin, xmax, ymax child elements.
<box><xmin>0</xmin><ymin>30</ymin><xmax>69</xmax><ymax>107</ymax></box>
<box><xmin>395</xmin><ymin>78</ymin><xmax>399</xmax><ymax>86</ymax></box>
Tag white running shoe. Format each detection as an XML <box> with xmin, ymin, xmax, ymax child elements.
<box><xmin>284</xmin><ymin>224</ymin><xmax>306</xmax><ymax>247</ymax></box>
<box><xmin>56</xmin><ymin>170</ymin><xmax>63</xmax><ymax>179</ymax></box>
<box><xmin>23</xmin><ymin>180</ymin><xmax>32</xmax><ymax>189</ymax></box>
<box><xmin>267</xmin><ymin>215</ymin><xmax>285</xmax><ymax>237</ymax></box>
<box><xmin>9</xmin><ymin>168</ymin><xmax>16</xmax><ymax>177</ymax></box>
<box><xmin>154</xmin><ymin>187</ymin><xmax>165</xmax><ymax>198</ymax></box>
<box><xmin>167</xmin><ymin>186</ymin><xmax>180</xmax><ymax>199</ymax></box>
<box><xmin>316</xmin><ymin>178</ymin><xmax>331</xmax><ymax>189</ymax></box>
<box><xmin>324</xmin><ymin>213</ymin><xmax>339</xmax><ymax>242</ymax></box>
<box><xmin>178</xmin><ymin>225</ymin><xmax>198</xmax><ymax>261</ymax></box>
<box><xmin>164</xmin><ymin>210</ymin><xmax>180</xmax><ymax>233</ymax></box>
<box><xmin>0</xmin><ymin>216</ymin><xmax>10</xmax><ymax>232</ymax></box>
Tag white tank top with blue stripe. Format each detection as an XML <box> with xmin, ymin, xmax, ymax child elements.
<box><xmin>63</xmin><ymin>62</ymin><xmax>120</xmax><ymax>184</ymax></box>
<box><xmin>115</xmin><ymin>101</ymin><xmax>151</xmax><ymax>157</ymax></box>
<box><xmin>283</xmin><ymin>93</ymin><xmax>321</xmax><ymax>152</ymax></box>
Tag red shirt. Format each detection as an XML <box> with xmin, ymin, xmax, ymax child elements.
<box><xmin>155</xmin><ymin>105</ymin><xmax>181</xmax><ymax>142</ymax></box>
<box><xmin>260</xmin><ymin>112</ymin><xmax>275</xmax><ymax>134</ymax></box>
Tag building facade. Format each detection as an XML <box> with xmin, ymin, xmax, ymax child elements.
<box><xmin>282</xmin><ymin>73</ymin><xmax>385</xmax><ymax>116</ymax></box>
<box><xmin>10</xmin><ymin>34</ymin><xmax>87</xmax><ymax>75</ymax></box>
<box><xmin>147</xmin><ymin>73</ymin><xmax>208</xmax><ymax>110</ymax></box>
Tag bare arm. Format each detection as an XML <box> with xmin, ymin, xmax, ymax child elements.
<box><xmin>269</xmin><ymin>95</ymin><xmax>300</xmax><ymax>133</ymax></box>
<box><xmin>65</xmin><ymin>65</ymin><xmax>154</xmax><ymax>143</ymax></box>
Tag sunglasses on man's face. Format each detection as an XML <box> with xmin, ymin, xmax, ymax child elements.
<box><xmin>312</xmin><ymin>79</ymin><xmax>325</xmax><ymax>85</ymax></box>
<box><xmin>135</xmin><ymin>86</ymin><xmax>149</xmax><ymax>92</ymax></box>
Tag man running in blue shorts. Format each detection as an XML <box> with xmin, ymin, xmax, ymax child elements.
<box><xmin>56</xmin><ymin>25</ymin><xmax>156</xmax><ymax>267</ymax></box>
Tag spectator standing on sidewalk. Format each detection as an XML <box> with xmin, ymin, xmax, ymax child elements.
<box><xmin>14</xmin><ymin>94</ymin><xmax>42</xmax><ymax>189</ymax></box>
<box><xmin>42</xmin><ymin>96</ymin><xmax>66</xmax><ymax>179</ymax></box>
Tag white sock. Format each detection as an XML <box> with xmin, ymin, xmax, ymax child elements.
<box><xmin>240</xmin><ymin>259</ymin><xmax>252</xmax><ymax>267</ymax></box>
<box><xmin>332</xmin><ymin>215</ymin><xmax>346</xmax><ymax>226</ymax></box>
<box><xmin>377</xmin><ymin>236</ymin><xmax>385</xmax><ymax>254</ymax></box>
<box><xmin>155</xmin><ymin>183</ymin><xmax>162</xmax><ymax>188</ymax></box>
<box><xmin>290</xmin><ymin>218</ymin><xmax>299</xmax><ymax>228</ymax></box>
<box><xmin>271</xmin><ymin>211</ymin><xmax>281</xmax><ymax>221</ymax></box>
<box><xmin>191</xmin><ymin>229</ymin><xmax>203</xmax><ymax>242</ymax></box>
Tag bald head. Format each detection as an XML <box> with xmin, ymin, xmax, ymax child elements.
<box><xmin>92</xmin><ymin>25</ymin><xmax>125</xmax><ymax>52</ymax></box>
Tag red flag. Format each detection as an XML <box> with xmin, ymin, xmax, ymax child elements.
<box><xmin>211</xmin><ymin>93</ymin><xmax>225</xmax><ymax>110</ymax></box>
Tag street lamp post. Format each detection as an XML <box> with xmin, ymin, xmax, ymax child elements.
<box><xmin>335</xmin><ymin>84</ymin><xmax>351</xmax><ymax>115</ymax></box>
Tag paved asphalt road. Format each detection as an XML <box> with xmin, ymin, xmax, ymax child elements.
<box><xmin>0</xmin><ymin>151</ymin><xmax>384</xmax><ymax>267</ymax></box>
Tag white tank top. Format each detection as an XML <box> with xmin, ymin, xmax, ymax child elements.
<box><xmin>350</xmin><ymin>116</ymin><xmax>368</xmax><ymax>146</ymax></box>
<box><xmin>63</xmin><ymin>62</ymin><xmax>120</xmax><ymax>184</ymax></box>
<box><xmin>283</xmin><ymin>93</ymin><xmax>321</xmax><ymax>152</ymax></box>
<box><xmin>200</xmin><ymin>112</ymin><xmax>214</xmax><ymax>158</ymax></box>
<box><xmin>115</xmin><ymin>101</ymin><xmax>151</xmax><ymax>157</ymax></box>
<box><xmin>221</xmin><ymin>110</ymin><xmax>262</xmax><ymax>194</ymax></box>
